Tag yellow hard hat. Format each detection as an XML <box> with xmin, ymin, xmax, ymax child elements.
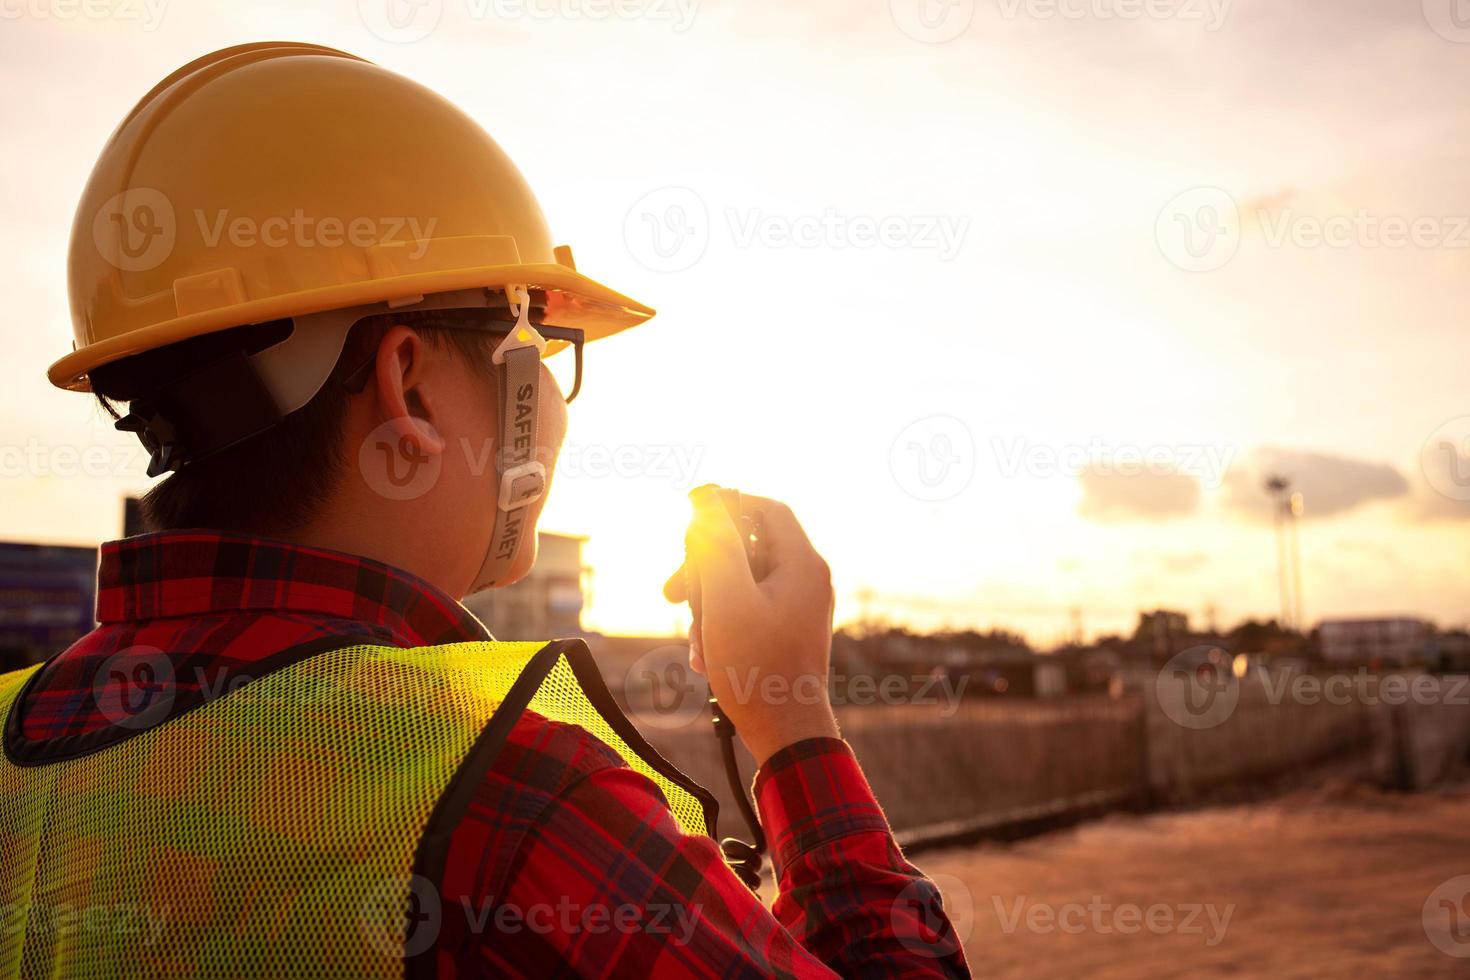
<box><xmin>52</xmin><ymin>41</ymin><xmax>654</xmax><ymax>392</ymax></box>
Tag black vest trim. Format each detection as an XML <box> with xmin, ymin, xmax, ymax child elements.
<box><xmin>405</xmin><ymin>637</ymin><xmax>721</xmax><ymax>980</ymax></box>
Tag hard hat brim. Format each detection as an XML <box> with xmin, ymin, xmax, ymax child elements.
<box><xmin>50</xmin><ymin>264</ymin><xmax>654</xmax><ymax>392</ymax></box>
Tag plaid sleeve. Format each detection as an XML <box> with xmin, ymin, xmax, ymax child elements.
<box><xmin>755</xmin><ymin>737</ymin><xmax>971</xmax><ymax>977</ymax></box>
<box><xmin>452</xmin><ymin>730</ymin><xmax>967</xmax><ymax>977</ymax></box>
<box><xmin>461</xmin><ymin>757</ymin><xmax>829</xmax><ymax>978</ymax></box>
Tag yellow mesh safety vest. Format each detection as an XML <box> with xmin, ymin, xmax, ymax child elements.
<box><xmin>0</xmin><ymin>639</ymin><xmax>715</xmax><ymax>979</ymax></box>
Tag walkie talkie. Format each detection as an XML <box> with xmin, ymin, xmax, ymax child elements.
<box><xmin>687</xmin><ymin>487</ymin><xmax>769</xmax><ymax>892</ymax></box>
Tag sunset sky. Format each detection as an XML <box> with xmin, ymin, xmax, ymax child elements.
<box><xmin>1</xmin><ymin>0</ymin><xmax>1467</xmax><ymax>643</ymax></box>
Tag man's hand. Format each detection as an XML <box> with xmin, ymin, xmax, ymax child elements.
<box><xmin>664</xmin><ymin>487</ymin><xmax>839</xmax><ymax>767</ymax></box>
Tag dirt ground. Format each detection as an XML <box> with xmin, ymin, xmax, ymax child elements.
<box><xmin>912</xmin><ymin>782</ymin><xmax>1470</xmax><ymax>978</ymax></box>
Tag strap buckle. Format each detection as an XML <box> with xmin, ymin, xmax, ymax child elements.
<box><xmin>114</xmin><ymin>405</ymin><xmax>182</xmax><ymax>478</ymax></box>
<box><xmin>498</xmin><ymin>460</ymin><xmax>546</xmax><ymax>511</ymax></box>
<box><xmin>492</xmin><ymin>285</ymin><xmax>547</xmax><ymax>364</ymax></box>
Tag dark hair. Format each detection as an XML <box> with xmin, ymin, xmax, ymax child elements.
<box><xmin>94</xmin><ymin>313</ymin><xmax>496</xmax><ymax>535</ymax></box>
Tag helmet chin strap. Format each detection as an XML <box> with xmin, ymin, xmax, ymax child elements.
<box><xmin>470</xmin><ymin>285</ymin><xmax>548</xmax><ymax>593</ymax></box>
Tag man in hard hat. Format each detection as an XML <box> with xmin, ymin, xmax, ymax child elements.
<box><xmin>0</xmin><ymin>43</ymin><xmax>968</xmax><ymax>977</ymax></box>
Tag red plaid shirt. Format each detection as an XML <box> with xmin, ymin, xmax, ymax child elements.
<box><xmin>9</xmin><ymin>531</ymin><xmax>967</xmax><ymax>978</ymax></box>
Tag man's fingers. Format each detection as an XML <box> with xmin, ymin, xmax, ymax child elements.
<box><xmin>685</xmin><ymin>485</ymin><xmax>757</xmax><ymax>595</ymax></box>
<box><xmin>737</xmin><ymin>493</ymin><xmax>821</xmax><ymax>571</ymax></box>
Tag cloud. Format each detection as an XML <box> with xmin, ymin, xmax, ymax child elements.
<box><xmin>1223</xmin><ymin>448</ymin><xmax>1409</xmax><ymax>520</ymax></box>
<box><xmin>1077</xmin><ymin>466</ymin><xmax>1201</xmax><ymax>523</ymax></box>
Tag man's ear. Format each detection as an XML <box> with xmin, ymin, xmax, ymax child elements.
<box><xmin>371</xmin><ymin>325</ymin><xmax>447</xmax><ymax>458</ymax></box>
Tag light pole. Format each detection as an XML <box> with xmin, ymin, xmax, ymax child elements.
<box><xmin>1288</xmin><ymin>491</ymin><xmax>1305</xmax><ymax>630</ymax></box>
<box><xmin>1264</xmin><ymin>476</ymin><xmax>1293</xmax><ymax>629</ymax></box>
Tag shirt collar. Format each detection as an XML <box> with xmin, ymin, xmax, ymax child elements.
<box><xmin>96</xmin><ymin>530</ymin><xmax>490</xmax><ymax>646</ymax></box>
